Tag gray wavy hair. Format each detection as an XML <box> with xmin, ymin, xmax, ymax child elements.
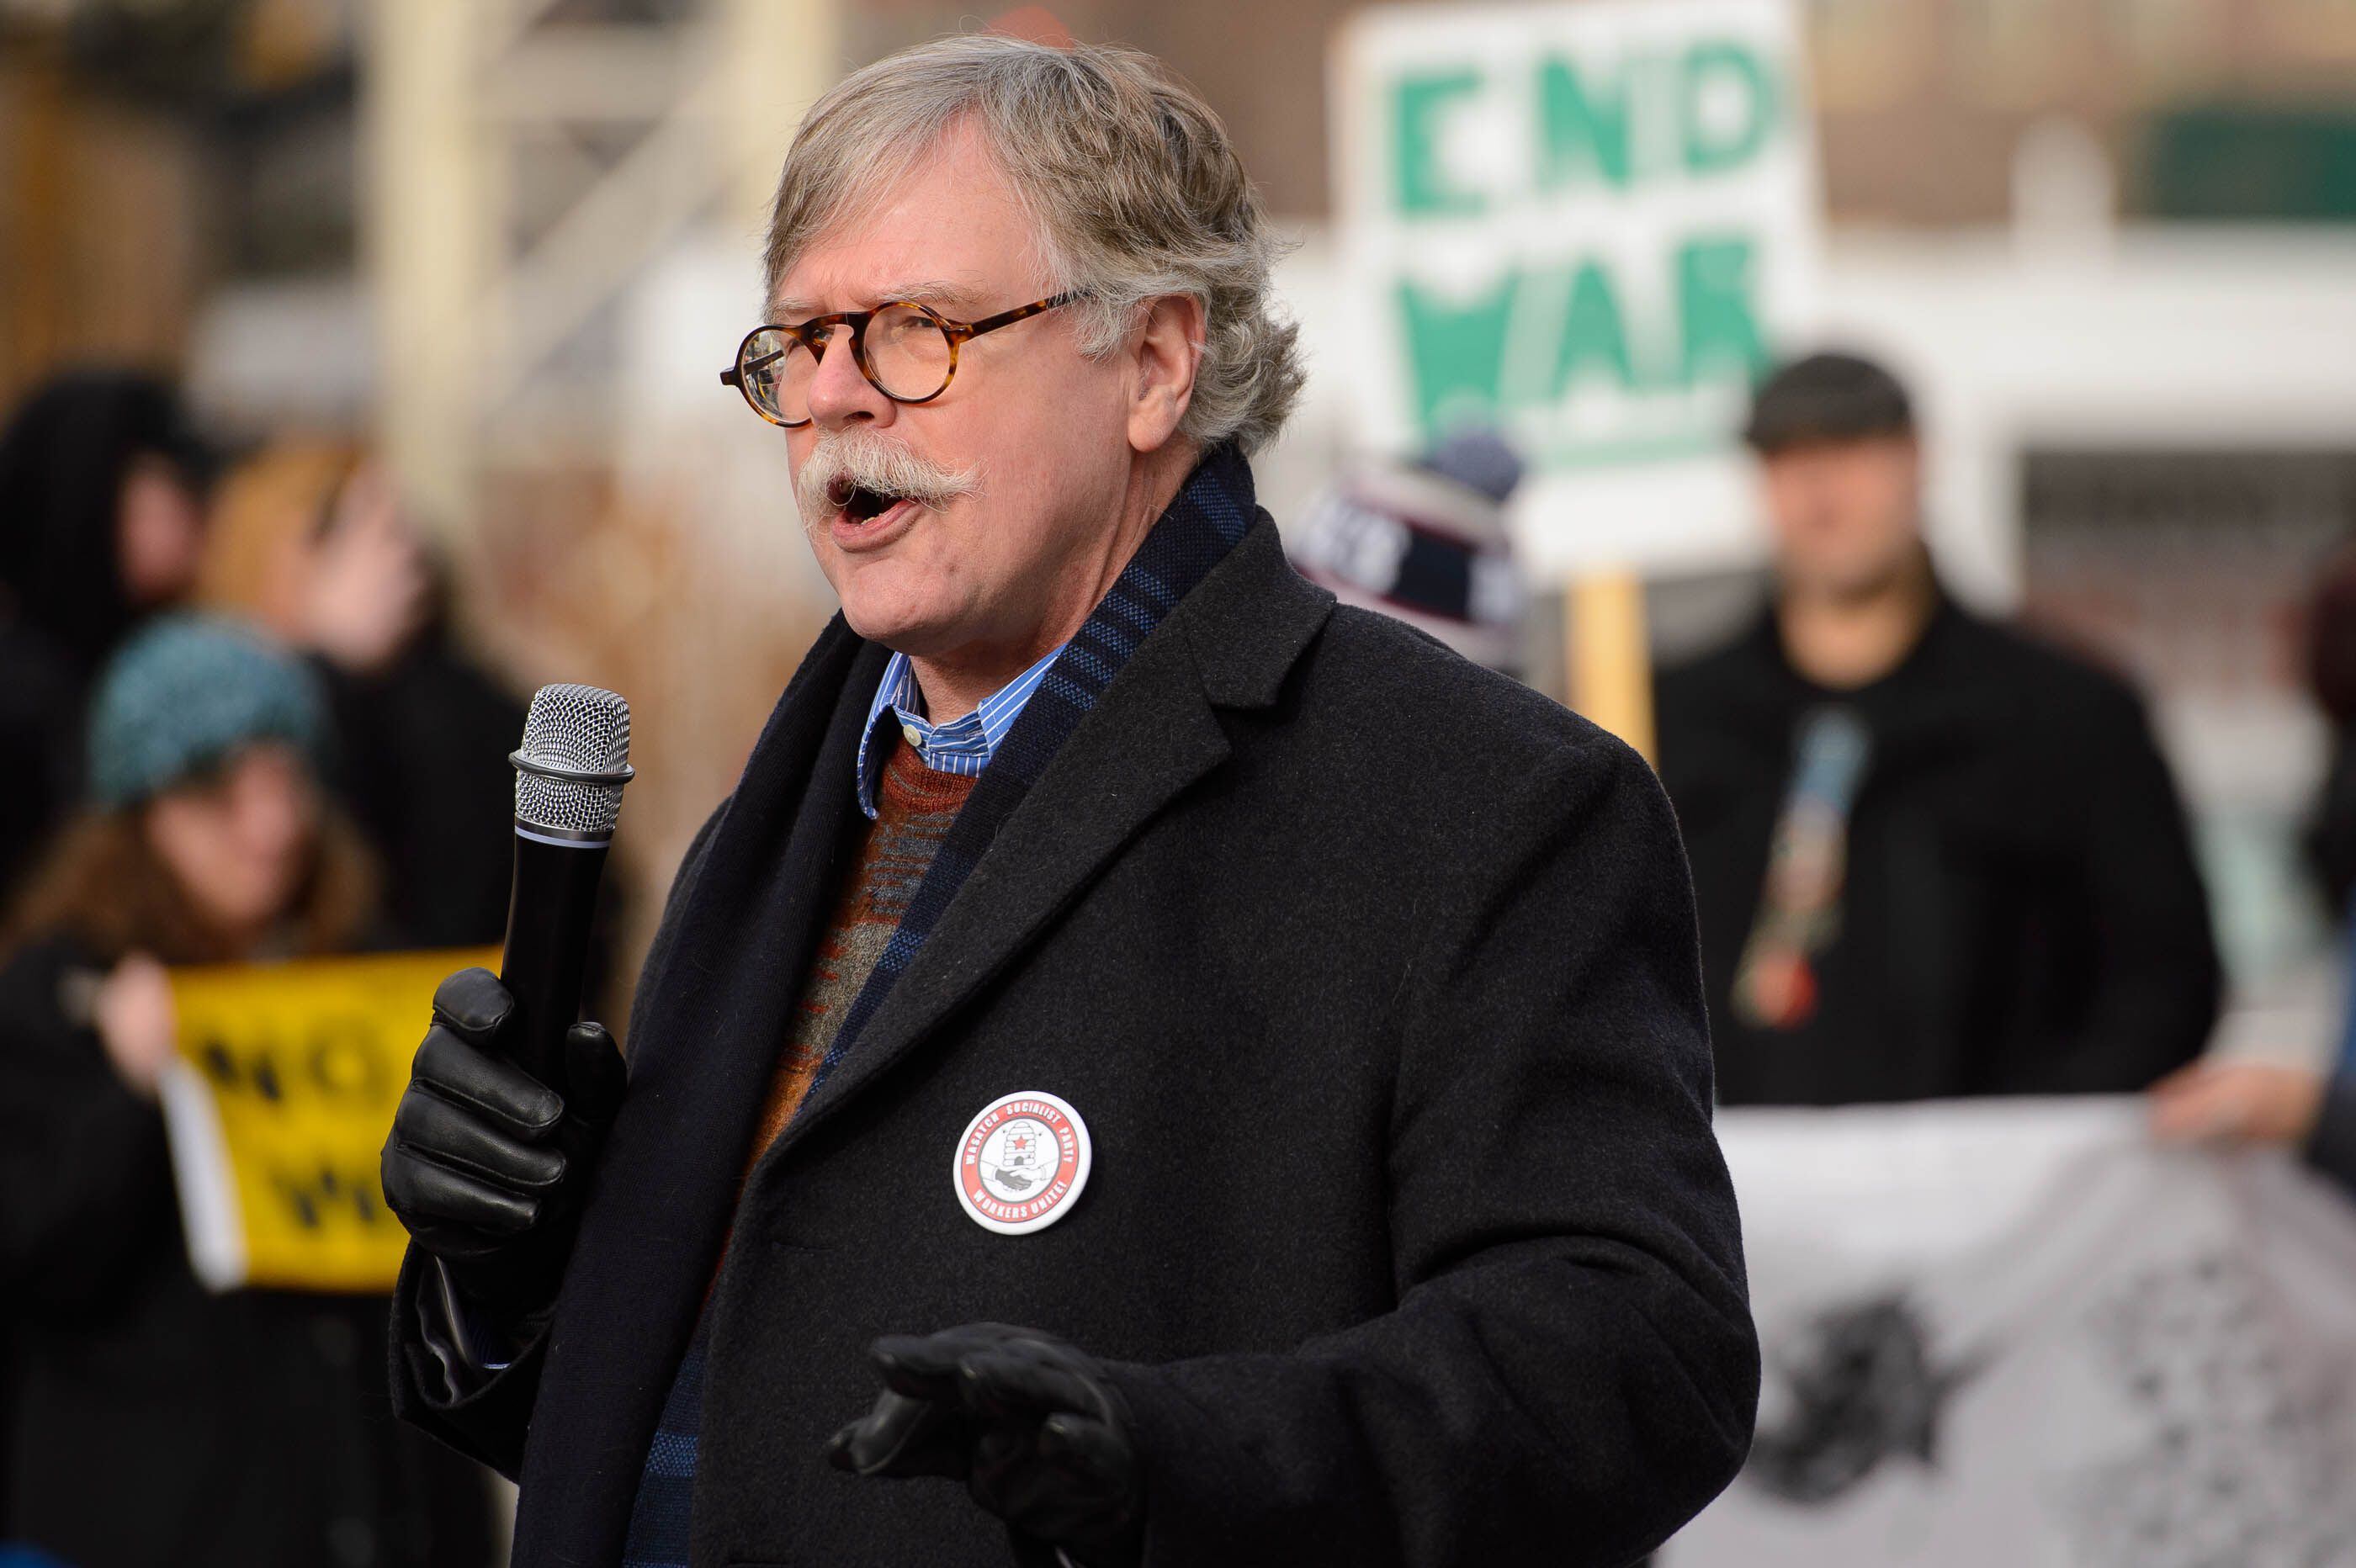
<box><xmin>762</xmin><ymin>34</ymin><xmax>1304</xmax><ymax>457</ymax></box>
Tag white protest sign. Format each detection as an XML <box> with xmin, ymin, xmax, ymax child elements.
<box><xmin>1330</xmin><ymin>0</ymin><xmax>1823</xmax><ymax>576</ymax></box>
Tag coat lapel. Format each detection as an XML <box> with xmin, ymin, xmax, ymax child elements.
<box><xmin>776</xmin><ymin>522</ymin><xmax>1333</xmax><ymax>1152</ymax></box>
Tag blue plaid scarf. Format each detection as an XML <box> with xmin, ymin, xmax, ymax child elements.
<box><xmin>619</xmin><ymin>444</ymin><xmax>1255</xmax><ymax>1565</ymax></box>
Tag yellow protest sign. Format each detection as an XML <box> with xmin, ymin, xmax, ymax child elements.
<box><xmin>157</xmin><ymin>948</ymin><xmax>496</xmax><ymax>1294</ymax></box>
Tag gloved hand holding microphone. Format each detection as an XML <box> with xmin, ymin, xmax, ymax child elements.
<box><xmin>381</xmin><ymin>684</ymin><xmax>634</xmax><ymax>1358</ymax></box>
<box><xmin>381</xmin><ymin>970</ymin><xmax>624</xmax><ymax>1338</ymax></box>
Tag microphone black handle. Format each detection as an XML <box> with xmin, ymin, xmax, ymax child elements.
<box><xmin>497</xmin><ymin>829</ymin><xmax>612</xmax><ymax>1094</ymax></box>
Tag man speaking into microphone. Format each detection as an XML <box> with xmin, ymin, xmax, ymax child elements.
<box><xmin>379</xmin><ymin>34</ymin><xmax>1757</xmax><ymax>1568</ymax></box>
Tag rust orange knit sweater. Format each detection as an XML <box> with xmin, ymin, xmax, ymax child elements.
<box><xmin>739</xmin><ymin>738</ymin><xmax>978</xmax><ymax>1179</ymax></box>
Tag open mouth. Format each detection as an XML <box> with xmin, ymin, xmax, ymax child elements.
<box><xmin>829</xmin><ymin>476</ymin><xmax>909</xmax><ymax>524</ymax></box>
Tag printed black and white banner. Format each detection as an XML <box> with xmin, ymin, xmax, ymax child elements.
<box><xmin>1671</xmin><ymin>1099</ymin><xmax>2356</xmax><ymax>1567</ymax></box>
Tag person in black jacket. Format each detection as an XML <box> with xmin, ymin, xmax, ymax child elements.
<box><xmin>0</xmin><ymin>370</ymin><xmax>215</xmax><ymax>906</ymax></box>
<box><xmin>1654</xmin><ymin>351</ymin><xmax>2221</xmax><ymax>1106</ymax></box>
<box><xmin>0</xmin><ymin>616</ymin><xmax>496</xmax><ymax>1568</ymax></box>
<box><xmin>375</xmin><ymin>34</ymin><xmax>1759</xmax><ymax>1568</ymax></box>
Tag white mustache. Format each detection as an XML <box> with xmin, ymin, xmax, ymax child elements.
<box><xmin>793</xmin><ymin>430</ymin><xmax>982</xmax><ymax>523</ymax></box>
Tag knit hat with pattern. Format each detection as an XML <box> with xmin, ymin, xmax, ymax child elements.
<box><xmin>88</xmin><ymin>613</ymin><xmax>327</xmax><ymax>807</ymax></box>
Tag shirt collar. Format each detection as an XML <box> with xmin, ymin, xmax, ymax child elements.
<box><xmin>855</xmin><ymin>644</ymin><xmax>1064</xmax><ymax>818</ymax></box>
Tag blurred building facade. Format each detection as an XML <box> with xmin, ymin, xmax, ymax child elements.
<box><xmin>5</xmin><ymin>0</ymin><xmax>2356</xmax><ymax>1027</ymax></box>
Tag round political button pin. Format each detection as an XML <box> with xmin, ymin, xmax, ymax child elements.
<box><xmin>953</xmin><ymin>1090</ymin><xmax>1091</xmax><ymax>1235</ymax></box>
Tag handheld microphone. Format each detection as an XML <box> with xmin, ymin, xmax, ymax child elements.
<box><xmin>501</xmin><ymin>683</ymin><xmax>634</xmax><ymax>1090</ymax></box>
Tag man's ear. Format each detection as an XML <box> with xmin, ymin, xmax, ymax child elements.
<box><xmin>1127</xmin><ymin>295</ymin><xmax>1205</xmax><ymax>454</ymax></box>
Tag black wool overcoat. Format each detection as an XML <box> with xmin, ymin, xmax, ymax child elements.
<box><xmin>392</xmin><ymin>511</ymin><xmax>1759</xmax><ymax>1566</ymax></box>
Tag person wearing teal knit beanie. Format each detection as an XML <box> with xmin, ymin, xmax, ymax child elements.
<box><xmin>29</xmin><ymin>612</ymin><xmax>353</xmax><ymax>972</ymax></box>
<box><xmin>4</xmin><ymin>611</ymin><xmax>366</xmax><ymax>975</ymax></box>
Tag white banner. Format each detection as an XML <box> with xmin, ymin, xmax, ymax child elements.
<box><xmin>1329</xmin><ymin>0</ymin><xmax>1823</xmax><ymax>577</ymax></box>
<box><xmin>1671</xmin><ymin>1099</ymin><xmax>2356</xmax><ymax>1566</ymax></box>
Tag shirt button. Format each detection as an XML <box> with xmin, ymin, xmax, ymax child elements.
<box><xmin>902</xmin><ymin>723</ymin><xmax>923</xmax><ymax>747</ymax></box>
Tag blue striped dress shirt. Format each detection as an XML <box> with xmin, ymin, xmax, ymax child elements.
<box><xmin>855</xmin><ymin>645</ymin><xmax>1064</xmax><ymax>817</ymax></box>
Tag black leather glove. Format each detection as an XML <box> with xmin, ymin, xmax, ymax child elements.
<box><xmin>827</xmin><ymin>1323</ymin><xmax>1144</xmax><ymax>1568</ymax></box>
<box><xmin>379</xmin><ymin>967</ymin><xmax>625</xmax><ymax>1337</ymax></box>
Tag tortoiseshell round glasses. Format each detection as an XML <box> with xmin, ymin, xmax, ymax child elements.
<box><xmin>719</xmin><ymin>292</ymin><xmax>1080</xmax><ymax>428</ymax></box>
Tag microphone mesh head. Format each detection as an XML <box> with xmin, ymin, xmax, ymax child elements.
<box><xmin>514</xmin><ymin>683</ymin><xmax>633</xmax><ymax>835</ymax></box>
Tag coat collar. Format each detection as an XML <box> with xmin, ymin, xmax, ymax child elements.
<box><xmin>1183</xmin><ymin>520</ymin><xmax>1335</xmax><ymax>711</ymax></box>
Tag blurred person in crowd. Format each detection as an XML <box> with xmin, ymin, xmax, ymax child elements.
<box><xmin>0</xmin><ymin>370</ymin><xmax>214</xmax><ymax>903</ymax></box>
<box><xmin>198</xmin><ymin>442</ymin><xmax>529</xmax><ymax>950</ymax></box>
<box><xmin>1287</xmin><ymin>426</ymin><xmax>1526</xmax><ymax>675</ymax></box>
<box><xmin>2300</xmin><ymin>554</ymin><xmax>2356</xmax><ymax>935</ymax></box>
<box><xmin>2149</xmin><ymin>556</ymin><xmax>2356</xmax><ymax>1189</ymax></box>
<box><xmin>1654</xmin><ymin>350</ymin><xmax>2221</xmax><ymax>1105</ymax></box>
<box><xmin>0</xmin><ymin>617</ymin><xmax>497</xmax><ymax>1568</ymax></box>
<box><xmin>0</xmin><ymin>375</ymin><xmax>211</xmax><ymax>1531</ymax></box>
<box><xmin>378</xmin><ymin>35</ymin><xmax>1755</xmax><ymax>1568</ymax></box>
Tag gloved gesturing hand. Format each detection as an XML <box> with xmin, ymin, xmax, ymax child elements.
<box><xmin>827</xmin><ymin>1323</ymin><xmax>1144</xmax><ymax>1568</ymax></box>
<box><xmin>379</xmin><ymin>967</ymin><xmax>626</xmax><ymax>1333</ymax></box>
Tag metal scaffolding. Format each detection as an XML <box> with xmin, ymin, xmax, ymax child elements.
<box><xmin>363</xmin><ymin>0</ymin><xmax>832</xmax><ymax>528</ymax></box>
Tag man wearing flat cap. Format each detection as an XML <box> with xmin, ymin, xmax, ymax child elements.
<box><xmin>1655</xmin><ymin>349</ymin><xmax>2219</xmax><ymax>1109</ymax></box>
<box><xmin>381</xmin><ymin>34</ymin><xmax>1757</xmax><ymax>1568</ymax></box>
